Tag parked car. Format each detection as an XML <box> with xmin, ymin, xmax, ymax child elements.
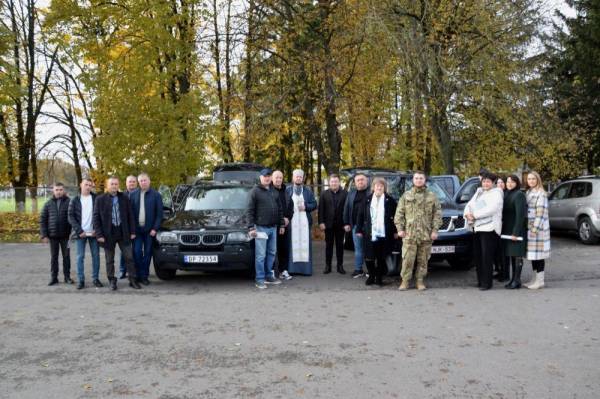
<box><xmin>153</xmin><ymin>181</ymin><xmax>255</xmax><ymax>280</ymax></box>
<box><xmin>548</xmin><ymin>176</ymin><xmax>600</xmax><ymax>244</ymax></box>
<box><xmin>341</xmin><ymin>168</ymin><xmax>473</xmax><ymax>271</ymax></box>
<box><xmin>168</xmin><ymin>163</ymin><xmax>264</xmax><ymax>211</ymax></box>
<box><xmin>454</xmin><ymin>176</ymin><xmax>480</xmax><ymax>207</ymax></box>
<box><xmin>431</xmin><ymin>175</ymin><xmax>461</xmax><ymax>198</ymax></box>
<box><xmin>213</xmin><ymin>162</ymin><xmax>264</xmax><ymax>183</ymax></box>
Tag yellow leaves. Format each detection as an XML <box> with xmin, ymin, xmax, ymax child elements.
<box><xmin>0</xmin><ymin>213</ymin><xmax>39</xmax><ymax>242</ymax></box>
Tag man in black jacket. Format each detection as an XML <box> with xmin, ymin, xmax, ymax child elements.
<box><xmin>247</xmin><ymin>168</ymin><xmax>285</xmax><ymax>289</ymax></box>
<box><xmin>68</xmin><ymin>177</ymin><xmax>101</xmax><ymax>289</ymax></box>
<box><xmin>119</xmin><ymin>175</ymin><xmax>138</xmax><ymax>279</ymax></box>
<box><xmin>343</xmin><ymin>173</ymin><xmax>370</xmax><ymax>278</ymax></box>
<box><xmin>318</xmin><ymin>174</ymin><xmax>348</xmax><ymax>274</ymax></box>
<box><xmin>271</xmin><ymin>170</ymin><xmax>293</xmax><ymax>280</ymax></box>
<box><xmin>93</xmin><ymin>176</ymin><xmax>141</xmax><ymax>290</ymax></box>
<box><xmin>40</xmin><ymin>183</ymin><xmax>73</xmax><ymax>285</ymax></box>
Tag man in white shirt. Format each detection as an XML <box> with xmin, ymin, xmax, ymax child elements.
<box><xmin>68</xmin><ymin>178</ymin><xmax>101</xmax><ymax>289</ymax></box>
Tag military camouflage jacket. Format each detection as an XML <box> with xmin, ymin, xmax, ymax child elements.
<box><xmin>394</xmin><ymin>186</ymin><xmax>442</xmax><ymax>242</ymax></box>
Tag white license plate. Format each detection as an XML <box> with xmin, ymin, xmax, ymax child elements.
<box><xmin>184</xmin><ymin>255</ymin><xmax>218</xmax><ymax>263</ymax></box>
<box><xmin>431</xmin><ymin>245</ymin><xmax>455</xmax><ymax>254</ymax></box>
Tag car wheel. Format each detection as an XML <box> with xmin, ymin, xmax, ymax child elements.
<box><xmin>154</xmin><ymin>263</ymin><xmax>177</xmax><ymax>280</ymax></box>
<box><xmin>448</xmin><ymin>257</ymin><xmax>474</xmax><ymax>270</ymax></box>
<box><xmin>578</xmin><ymin>217</ymin><xmax>600</xmax><ymax>245</ymax></box>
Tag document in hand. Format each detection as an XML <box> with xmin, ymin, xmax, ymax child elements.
<box><xmin>255</xmin><ymin>232</ymin><xmax>269</xmax><ymax>240</ymax></box>
<box><xmin>500</xmin><ymin>234</ymin><xmax>523</xmax><ymax>241</ymax></box>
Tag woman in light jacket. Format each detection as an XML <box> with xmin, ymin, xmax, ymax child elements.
<box><xmin>525</xmin><ymin>171</ymin><xmax>551</xmax><ymax>289</ymax></box>
<box><xmin>502</xmin><ymin>175</ymin><xmax>528</xmax><ymax>289</ymax></box>
<box><xmin>464</xmin><ymin>172</ymin><xmax>504</xmax><ymax>290</ymax></box>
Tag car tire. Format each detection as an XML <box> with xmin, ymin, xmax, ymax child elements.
<box><xmin>154</xmin><ymin>263</ymin><xmax>177</xmax><ymax>280</ymax></box>
<box><xmin>448</xmin><ymin>257</ymin><xmax>474</xmax><ymax>270</ymax></box>
<box><xmin>577</xmin><ymin>216</ymin><xmax>600</xmax><ymax>245</ymax></box>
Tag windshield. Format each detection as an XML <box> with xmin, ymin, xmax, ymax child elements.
<box><xmin>347</xmin><ymin>175</ymin><xmax>403</xmax><ymax>200</ymax></box>
<box><xmin>184</xmin><ymin>187</ymin><xmax>250</xmax><ymax>211</ymax></box>
<box><xmin>346</xmin><ymin>175</ymin><xmax>450</xmax><ymax>203</ymax></box>
<box><xmin>405</xmin><ymin>180</ymin><xmax>451</xmax><ymax>203</ymax></box>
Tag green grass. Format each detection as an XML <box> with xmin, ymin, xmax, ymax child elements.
<box><xmin>0</xmin><ymin>197</ymin><xmax>50</xmax><ymax>213</ymax></box>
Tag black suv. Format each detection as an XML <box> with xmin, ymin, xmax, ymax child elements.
<box><xmin>153</xmin><ymin>181</ymin><xmax>258</xmax><ymax>280</ymax></box>
<box><xmin>341</xmin><ymin>168</ymin><xmax>473</xmax><ymax>271</ymax></box>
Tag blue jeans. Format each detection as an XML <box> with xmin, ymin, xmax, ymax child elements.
<box><xmin>134</xmin><ymin>231</ymin><xmax>154</xmax><ymax>279</ymax></box>
<box><xmin>254</xmin><ymin>226</ymin><xmax>277</xmax><ymax>283</ymax></box>
<box><xmin>352</xmin><ymin>226</ymin><xmax>364</xmax><ymax>271</ymax></box>
<box><xmin>75</xmin><ymin>237</ymin><xmax>100</xmax><ymax>282</ymax></box>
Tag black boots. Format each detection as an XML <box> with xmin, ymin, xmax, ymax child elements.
<box><xmin>110</xmin><ymin>278</ymin><xmax>118</xmax><ymax>291</ymax></box>
<box><xmin>324</xmin><ymin>265</ymin><xmax>332</xmax><ymax>274</ymax></box>
<box><xmin>505</xmin><ymin>258</ymin><xmax>523</xmax><ymax>289</ymax></box>
<box><xmin>129</xmin><ymin>279</ymin><xmax>142</xmax><ymax>289</ymax></box>
<box><xmin>337</xmin><ymin>265</ymin><xmax>346</xmax><ymax>274</ymax></box>
<box><xmin>365</xmin><ymin>261</ymin><xmax>375</xmax><ymax>285</ymax></box>
<box><xmin>48</xmin><ymin>277</ymin><xmax>59</xmax><ymax>286</ymax></box>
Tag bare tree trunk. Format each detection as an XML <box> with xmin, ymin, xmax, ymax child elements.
<box><xmin>429</xmin><ymin>59</ymin><xmax>454</xmax><ymax>174</ymax></box>
<box><xmin>402</xmin><ymin>78</ymin><xmax>413</xmax><ymax>170</ymax></box>
<box><xmin>211</xmin><ymin>0</ymin><xmax>234</xmax><ymax>162</ymax></box>
<box><xmin>242</xmin><ymin>0</ymin><xmax>255</xmax><ymax>162</ymax></box>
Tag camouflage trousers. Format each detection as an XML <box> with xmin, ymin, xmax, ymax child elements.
<box><xmin>400</xmin><ymin>240</ymin><xmax>432</xmax><ymax>282</ymax></box>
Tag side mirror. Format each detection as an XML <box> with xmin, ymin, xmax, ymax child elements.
<box><xmin>163</xmin><ymin>205</ymin><xmax>174</xmax><ymax>218</ymax></box>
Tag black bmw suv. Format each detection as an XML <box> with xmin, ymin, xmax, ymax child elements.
<box><xmin>341</xmin><ymin>168</ymin><xmax>473</xmax><ymax>271</ymax></box>
<box><xmin>153</xmin><ymin>164</ymin><xmax>265</xmax><ymax>280</ymax></box>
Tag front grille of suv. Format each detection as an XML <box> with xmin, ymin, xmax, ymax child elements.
<box><xmin>439</xmin><ymin>216</ymin><xmax>466</xmax><ymax>232</ymax></box>
<box><xmin>179</xmin><ymin>233</ymin><xmax>226</xmax><ymax>246</ymax></box>
<box><xmin>180</xmin><ymin>234</ymin><xmax>200</xmax><ymax>245</ymax></box>
<box><xmin>201</xmin><ymin>234</ymin><xmax>225</xmax><ymax>246</ymax></box>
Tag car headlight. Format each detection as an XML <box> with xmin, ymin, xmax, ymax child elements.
<box><xmin>227</xmin><ymin>231</ymin><xmax>251</xmax><ymax>243</ymax></box>
<box><xmin>157</xmin><ymin>231</ymin><xmax>178</xmax><ymax>244</ymax></box>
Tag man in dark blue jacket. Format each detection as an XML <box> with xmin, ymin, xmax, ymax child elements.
<box><xmin>130</xmin><ymin>173</ymin><xmax>163</xmax><ymax>285</ymax></box>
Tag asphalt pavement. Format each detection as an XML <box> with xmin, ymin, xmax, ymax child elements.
<box><xmin>0</xmin><ymin>233</ymin><xmax>599</xmax><ymax>398</ymax></box>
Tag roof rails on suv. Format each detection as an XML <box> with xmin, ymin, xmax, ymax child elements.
<box><xmin>212</xmin><ymin>163</ymin><xmax>265</xmax><ymax>184</ymax></box>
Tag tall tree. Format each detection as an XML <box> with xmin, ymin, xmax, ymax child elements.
<box><xmin>1</xmin><ymin>0</ymin><xmax>57</xmax><ymax>212</ymax></box>
<box><xmin>47</xmin><ymin>0</ymin><xmax>209</xmax><ymax>185</ymax></box>
<box><xmin>546</xmin><ymin>0</ymin><xmax>600</xmax><ymax>173</ymax></box>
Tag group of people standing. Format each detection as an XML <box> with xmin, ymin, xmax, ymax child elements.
<box><xmin>248</xmin><ymin>167</ymin><xmax>551</xmax><ymax>292</ymax></box>
<box><xmin>40</xmin><ymin>167</ymin><xmax>551</xmax><ymax>292</ymax></box>
<box><xmin>39</xmin><ymin>174</ymin><xmax>163</xmax><ymax>291</ymax></box>
<box><xmin>464</xmin><ymin>169</ymin><xmax>551</xmax><ymax>290</ymax></box>
<box><xmin>247</xmin><ymin>168</ymin><xmax>443</xmax><ymax>291</ymax></box>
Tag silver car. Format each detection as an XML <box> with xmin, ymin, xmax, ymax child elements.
<box><xmin>548</xmin><ymin>176</ymin><xmax>600</xmax><ymax>244</ymax></box>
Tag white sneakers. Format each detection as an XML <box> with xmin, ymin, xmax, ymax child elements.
<box><xmin>527</xmin><ymin>271</ymin><xmax>545</xmax><ymax>290</ymax></box>
<box><xmin>280</xmin><ymin>270</ymin><xmax>293</xmax><ymax>280</ymax></box>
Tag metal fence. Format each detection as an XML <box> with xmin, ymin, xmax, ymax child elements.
<box><xmin>0</xmin><ymin>186</ymin><xmax>80</xmax><ymax>213</ymax></box>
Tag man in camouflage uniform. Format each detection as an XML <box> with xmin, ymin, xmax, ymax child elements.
<box><xmin>394</xmin><ymin>171</ymin><xmax>442</xmax><ymax>291</ymax></box>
